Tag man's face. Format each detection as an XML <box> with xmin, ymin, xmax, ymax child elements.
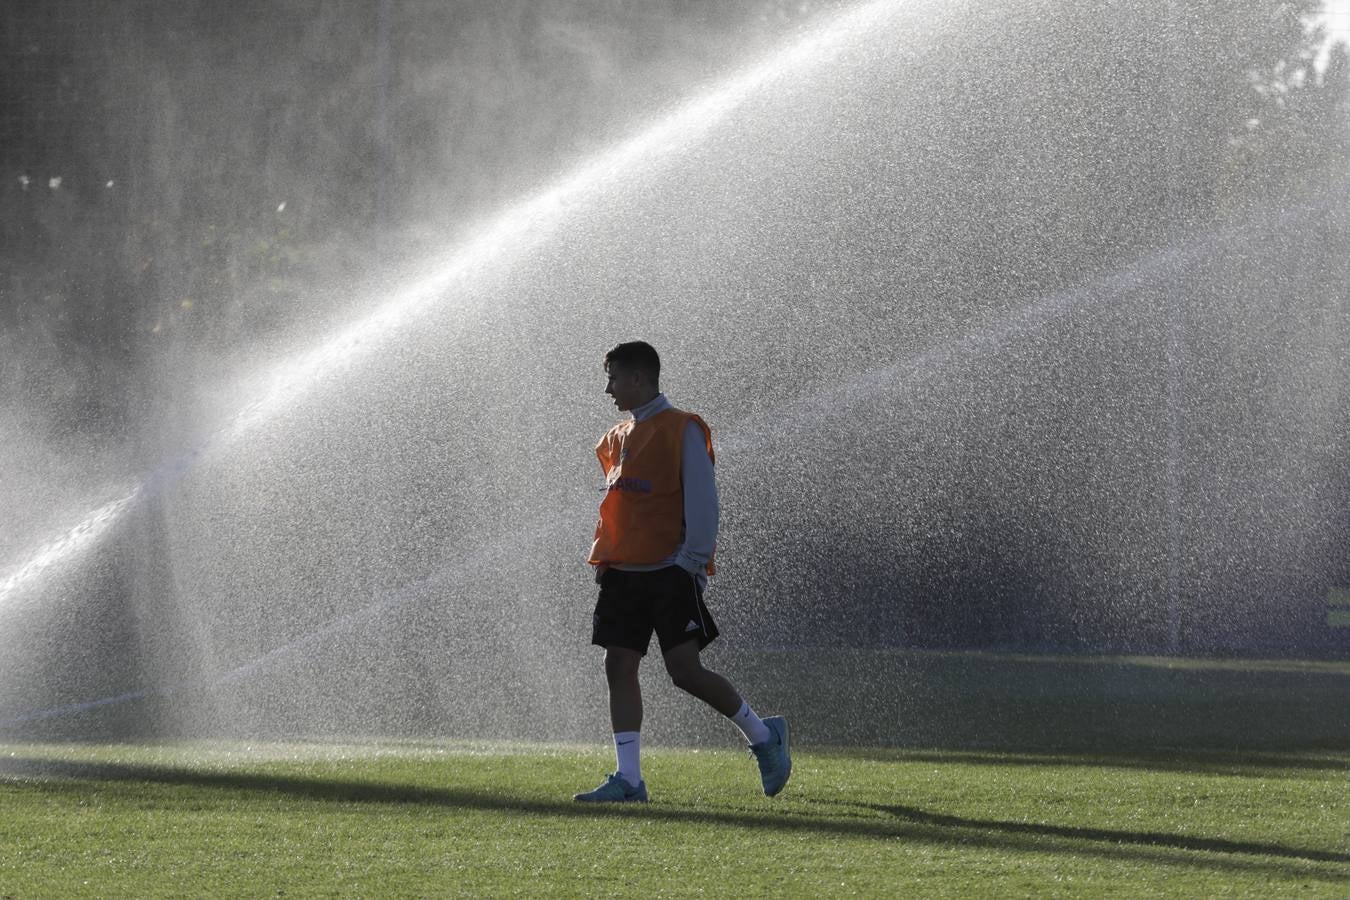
<box><xmin>604</xmin><ymin>363</ymin><xmax>650</xmax><ymax>412</ymax></box>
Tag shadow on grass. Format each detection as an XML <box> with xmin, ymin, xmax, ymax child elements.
<box><xmin>1</xmin><ymin>757</ymin><xmax>1345</xmax><ymax>879</ymax></box>
<box><xmin>866</xmin><ymin>804</ymin><xmax>1350</xmax><ymax>865</ymax></box>
<box><xmin>807</xmin><ymin>747</ymin><xmax>1350</xmax><ymax>778</ymax></box>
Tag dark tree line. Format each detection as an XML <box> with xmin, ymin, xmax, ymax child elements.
<box><xmin>0</xmin><ymin>0</ymin><xmax>1346</xmax><ymax>449</ymax></box>
<box><xmin>1</xmin><ymin>0</ymin><xmax>838</xmax><ymax>439</ymax></box>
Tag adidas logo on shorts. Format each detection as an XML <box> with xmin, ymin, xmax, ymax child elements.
<box><xmin>685</xmin><ymin>620</ymin><xmax>699</xmax><ymax>632</ymax></box>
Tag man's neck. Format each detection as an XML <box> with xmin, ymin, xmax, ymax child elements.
<box><xmin>630</xmin><ymin>392</ymin><xmax>671</xmax><ymax>422</ymax></box>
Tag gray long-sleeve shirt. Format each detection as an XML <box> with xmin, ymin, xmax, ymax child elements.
<box><xmin>609</xmin><ymin>393</ymin><xmax>718</xmax><ymax>586</ymax></box>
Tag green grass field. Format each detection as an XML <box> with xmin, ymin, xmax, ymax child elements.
<box><xmin>0</xmin><ymin>740</ymin><xmax>1346</xmax><ymax>897</ymax></box>
<box><xmin>1</xmin><ymin>650</ymin><xmax>1347</xmax><ymax>897</ymax></box>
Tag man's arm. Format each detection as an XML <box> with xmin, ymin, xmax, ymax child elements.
<box><xmin>676</xmin><ymin>420</ymin><xmax>718</xmax><ymax>574</ymax></box>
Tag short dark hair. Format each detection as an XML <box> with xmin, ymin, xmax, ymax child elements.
<box><xmin>604</xmin><ymin>341</ymin><xmax>660</xmax><ymax>383</ymax></box>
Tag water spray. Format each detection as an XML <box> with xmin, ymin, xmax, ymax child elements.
<box><xmin>0</xmin><ymin>0</ymin><xmax>900</xmax><ymax>610</ymax></box>
<box><xmin>4</xmin><ymin>185</ymin><xmax>1334</xmax><ymax>729</ymax></box>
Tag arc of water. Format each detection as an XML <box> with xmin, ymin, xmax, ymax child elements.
<box><xmin>0</xmin><ymin>489</ymin><xmax>141</xmax><ymax>604</ymax></box>
<box><xmin>724</xmin><ymin>187</ymin><xmax>1340</xmax><ymax>451</ymax></box>
<box><xmin>0</xmin><ymin>0</ymin><xmax>900</xmax><ymax>609</ymax></box>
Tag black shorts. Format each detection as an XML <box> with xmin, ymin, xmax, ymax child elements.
<box><xmin>591</xmin><ymin>565</ymin><xmax>720</xmax><ymax>656</ymax></box>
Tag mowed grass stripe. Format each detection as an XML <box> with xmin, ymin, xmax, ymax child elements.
<box><xmin>1</xmin><ymin>743</ymin><xmax>1346</xmax><ymax>897</ymax></box>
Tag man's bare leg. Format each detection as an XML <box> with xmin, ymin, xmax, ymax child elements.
<box><xmin>575</xmin><ymin>647</ymin><xmax>649</xmax><ymax>801</ymax></box>
<box><xmin>661</xmin><ymin>640</ymin><xmax>742</xmax><ymax>717</ymax></box>
<box><xmin>595</xmin><ymin>645</ymin><xmax>647</xmax><ymax>793</ymax></box>
<box><xmin>663</xmin><ymin>639</ymin><xmax>790</xmax><ymax>796</ymax></box>
<box><xmin>605</xmin><ymin>646</ymin><xmax>643</xmax><ymax>731</ymax></box>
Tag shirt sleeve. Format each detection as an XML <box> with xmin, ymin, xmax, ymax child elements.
<box><xmin>675</xmin><ymin>419</ymin><xmax>719</xmax><ymax>574</ymax></box>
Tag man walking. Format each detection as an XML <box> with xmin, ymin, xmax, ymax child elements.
<box><xmin>574</xmin><ymin>340</ymin><xmax>790</xmax><ymax>803</ymax></box>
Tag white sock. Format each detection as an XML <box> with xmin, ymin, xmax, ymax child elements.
<box><xmin>729</xmin><ymin>701</ymin><xmax>772</xmax><ymax>745</ymax></box>
<box><xmin>613</xmin><ymin>731</ymin><xmax>641</xmax><ymax>786</ymax></box>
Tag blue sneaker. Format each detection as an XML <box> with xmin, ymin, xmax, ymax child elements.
<box><xmin>573</xmin><ymin>772</ymin><xmax>648</xmax><ymax>803</ymax></box>
<box><xmin>750</xmin><ymin>715</ymin><xmax>791</xmax><ymax>797</ymax></box>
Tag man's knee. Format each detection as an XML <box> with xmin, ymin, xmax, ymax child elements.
<box><xmin>664</xmin><ymin>659</ymin><xmax>704</xmax><ymax>694</ymax></box>
<box><xmin>604</xmin><ymin>647</ymin><xmax>641</xmax><ymax>683</ymax></box>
